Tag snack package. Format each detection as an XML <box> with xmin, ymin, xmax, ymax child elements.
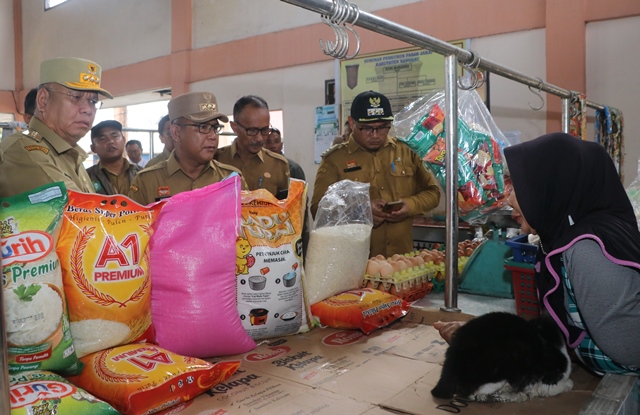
<box><xmin>394</xmin><ymin>89</ymin><xmax>512</xmax><ymax>223</ymax></box>
<box><xmin>57</xmin><ymin>191</ymin><xmax>163</xmax><ymax>357</ymax></box>
<box><xmin>304</xmin><ymin>180</ymin><xmax>373</xmax><ymax>305</ymax></box>
<box><xmin>310</xmin><ymin>288</ymin><xmax>409</xmax><ymax>334</ymax></box>
<box><xmin>1</xmin><ymin>182</ymin><xmax>82</xmax><ymax>375</ymax></box>
<box><xmin>237</xmin><ymin>178</ymin><xmax>309</xmax><ymax>340</ymax></box>
<box><xmin>67</xmin><ymin>343</ymin><xmax>240</xmax><ymax>415</ymax></box>
<box><xmin>150</xmin><ymin>176</ymin><xmax>257</xmax><ymax>357</ymax></box>
<box><xmin>9</xmin><ymin>370</ymin><xmax>120</xmax><ymax>414</ymax></box>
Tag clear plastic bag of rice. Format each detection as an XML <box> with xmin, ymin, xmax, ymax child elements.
<box><xmin>1</xmin><ymin>182</ymin><xmax>83</xmax><ymax>375</ymax></box>
<box><xmin>304</xmin><ymin>180</ymin><xmax>373</xmax><ymax>305</ymax></box>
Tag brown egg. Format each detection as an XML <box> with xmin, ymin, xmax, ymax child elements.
<box><xmin>375</xmin><ymin>254</ymin><xmax>386</xmax><ymax>261</ymax></box>
<box><xmin>366</xmin><ymin>260</ymin><xmax>380</xmax><ymax>276</ymax></box>
<box><xmin>379</xmin><ymin>262</ymin><xmax>394</xmax><ymax>279</ymax></box>
<box><xmin>465</xmin><ymin>247</ymin><xmax>474</xmax><ymax>256</ymax></box>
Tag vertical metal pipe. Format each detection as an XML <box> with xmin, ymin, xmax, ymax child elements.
<box><xmin>1</xmin><ymin>257</ymin><xmax>10</xmax><ymax>413</ymax></box>
<box><xmin>442</xmin><ymin>55</ymin><xmax>461</xmax><ymax>312</ymax></box>
<box><xmin>561</xmin><ymin>98</ymin><xmax>571</xmax><ymax>134</ymax></box>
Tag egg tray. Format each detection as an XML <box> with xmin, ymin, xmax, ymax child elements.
<box><xmin>362</xmin><ymin>264</ymin><xmax>437</xmax><ymax>302</ymax></box>
<box><xmin>429</xmin><ymin>257</ymin><xmax>470</xmax><ymax>293</ymax></box>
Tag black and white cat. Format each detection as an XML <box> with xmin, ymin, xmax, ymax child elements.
<box><xmin>431</xmin><ymin>312</ymin><xmax>573</xmax><ymax>402</ymax></box>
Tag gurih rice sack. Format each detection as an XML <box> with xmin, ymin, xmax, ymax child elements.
<box><xmin>9</xmin><ymin>370</ymin><xmax>120</xmax><ymax>414</ymax></box>
<box><xmin>57</xmin><ymin>191</ymin><xmax>163</xmax><ymax>357</ymax></box>
<box><xmin>1</xmin><ymin>182</ymin><xmax>82</xmax><ymax>375</ymax></box>
<box><xmin>67</xmin><ymin>343</ymin><xmax>241</xmax><ymax>415</ymax></box>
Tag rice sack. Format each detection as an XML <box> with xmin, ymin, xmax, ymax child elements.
<box><xmin>310</xmin><ymin>288</ymin><xmax>409</xmax><ymax>334</ymax></box>
<box><xmin>237</xmin><ymin>178</ymin><xmax>309</xmax><ymax>340</ymax></box>
<box><xmin>1</xmin><ymin>182</ymin><xmax>82</xmax><ymax>375</ymax></box>
<box><xmin>67</xmin><ymin>343</ymin><xmax>240</xmax><ymax>415</ymax></box>
<box><xmin>9</xmin><ymin>370</ymin><xmax>119</xmax><ymax>414</ymax></box>
<box><xmin>57</xmin><ymin>191</ymin><xmax>163</xmax><ymax>357</ymax></box>
<box><xmin>150</xmin><ymin>176</ymin><xmax>256</xmax><ymax>357</ymax></box>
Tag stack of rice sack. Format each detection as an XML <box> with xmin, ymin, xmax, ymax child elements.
<box><xmin>303</xmin><ymin>180</ymin><xmax>410</xmax><ymax>335</ymax></box>
<box><xmin>1</xmin><ymin>182</ymin><xmax>240</xmax><ymax>415</ymax></box>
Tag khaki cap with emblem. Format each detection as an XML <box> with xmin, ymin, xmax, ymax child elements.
<box><xmin>168</xmin><ymin>91</ymin><xmax>229</xmax><ymax>123</ymax></box>
<box><xmin>40</xmin><ymin>57</ymin><xmax>113</xmax><ymax>99</ymax></box>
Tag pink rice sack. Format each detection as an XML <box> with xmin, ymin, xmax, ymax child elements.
<box><xmin>150</xmin><ymin>175</ymin><xmax>256</xmax><ymax>357</ymax></box>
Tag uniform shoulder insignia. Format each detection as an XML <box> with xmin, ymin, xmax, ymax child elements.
<box><xmin>24</xmin><ymin>145</ymin><xmax>49</xmax><ymax>154</ymax></box>
<box><xmin>129</xmin><ymin>184</ymin><xmax>139</xmax><ymax>193</ymax></box>
<box><xmin>264</xmin><ymin>148</ymin><xmax>288</xmax><ymax>164</ymax></box>
<box><xmin>321</xmin><ymin>142</ymin><xmax>345</xmax><ymax>158</ymax></box>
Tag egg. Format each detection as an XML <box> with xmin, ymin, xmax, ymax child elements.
<box><xmin>465</xmin><ymin>247</ymin><xmax>474</xmax><ymax>256</ymax></box>
<box><xmin>375</xmin><ymin>254</ymin><xmax>386</xmax><ymax>261</ymax></box>
<box><xmin>366</xmin><ymin>260</ymin><xmax>380</xmax><ymax>276</ymax></box>
<box><xmin>379</xmin><ymin>262</ymin><xmax>394</xmax><ymax>279</ymax></box>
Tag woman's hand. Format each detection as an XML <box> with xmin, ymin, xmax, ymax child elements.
<box><xmin>433</xmin><ymin>320</ymin><xmax>466</xmax><ymax>344</ymax></box>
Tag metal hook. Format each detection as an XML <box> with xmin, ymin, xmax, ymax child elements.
<box><xmin>569</xmin><ymin>91</ymin><xmax>581</xmax><ymax>118</ymax></box>
<box><xmin>318</xmin><ymin>0</ymin><xmax>361</xmax><ymax>60</ymax></box>
<box><xmin>528</xmin><ymin>78</ymin><xmax>545</xmax><ymax>111</ymax></box>
<box><xmin>457</xmin><ymin>50</ymin><xmax>485</xmax><ymax>90</ymax></box>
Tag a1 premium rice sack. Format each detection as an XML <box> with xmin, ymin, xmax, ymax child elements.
<box><xmin>9</xmin><ymin>370</ymin><xmax>120</xmax><ymax>414</ymax></box>
<box><xmin>1</xmin><ymin>182</ymin><xmax>82</xmax><ymax>375</ymax></box>
<box><xmin>57</xmin><ymin>191</ymin><xmax>163</xmax><ymax>357</ymax></box>
<box><xmin>67</xmin><ymin>343</ymin><xmax>241</xmax><ymax>415</ymax></box>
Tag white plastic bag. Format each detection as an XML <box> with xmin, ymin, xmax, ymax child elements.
<box><xmin>304</xmin><ymin>180</ymin><xmax>373</xmax><ymax>305</ymax></box>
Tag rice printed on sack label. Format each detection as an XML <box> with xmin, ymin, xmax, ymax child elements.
<box><xmin>1</xmin><ymin>182</ymin><xmax>82</xmax><ymax>375</ymax></box>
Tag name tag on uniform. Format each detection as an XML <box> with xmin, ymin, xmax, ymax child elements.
<box><xmin>344</xmin><ymin>160</ymin><xmax>361</xmax><ymax>172</ymax></box>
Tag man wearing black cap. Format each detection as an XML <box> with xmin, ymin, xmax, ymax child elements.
<box><xmin>311</xmin><ymin>90</ymin><xmax>440</xmax><ymax>257</ymax></box>
<box><xmin>87</xmin><ymin>120</ymin><xmax>141</xmax><ymax>195</ymax></box>
<box><xmin>127</xmin><ymin>91</ymin><xmax>246</xmax><ymax>205</ymax></box>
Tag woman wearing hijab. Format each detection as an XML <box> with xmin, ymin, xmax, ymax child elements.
<box><xmin>436</xmin><ymin>132</ymin><xmax>640</xmax><ymax>376</ymax></box>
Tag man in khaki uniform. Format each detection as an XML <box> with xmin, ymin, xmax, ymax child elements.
<box><xmin>86</xmin><ymin>120</ymin><xmax>141</xmax><ymax>195</ymax></box>
<box><xmin>128</xmin><ymin>91</ymin><xmax>246</xmax><ymax>205</ymax></box>
<box><xmin>311</xmin><ymin>90</ymin><xmax>441</xmax><ymax>258</ymax></box>
<box><xmin>146</xmin><ymin>114</ymin><xmax>172</xmax><ymax>168</ymax></box>
<box><xmin>0</xmin><ymin>57</ymin><xmax>112</xmax><ymax>197</ymax></box>
<box><xmin>215</xmin><ymin>95</ymin><xmax>290</xmax><ymax>198</ymax></box>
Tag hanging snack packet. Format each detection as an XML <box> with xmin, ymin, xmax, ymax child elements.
<box><xmin>9</xmin><ymin>370</ymin><xmax>120</xmax><ymax>414</ymax></box>
<box><xmin>1</xmin><ymin>182</ymin><xmax>82</xmax><ymax>375</ymax></box>
<box><xmin>237</xmin><ymin>179</ymin><xmax>309</xmax><ymax>340</ymax></box>
<box><xmin>67</xmin><ymin>343</ymin><xmax>240</xmax><ymax>415</ymax></box>
<box><xmin>57</xmin><ymin>191</ymin><xmax>163</xmax><ymax>357</ymax></box>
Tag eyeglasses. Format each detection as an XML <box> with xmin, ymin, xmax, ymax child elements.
<box><xmin>234</xmin><ymin>120</ymin><xmax>272</xmax><ymax>137</ymax></box>
<box><xmin>174</xmin><ymin>122</ymin><xmax>223</xmax><ymax>135</ymax></box>
<box><xmin>357</xmin><ymin>124</ymin><xmax>391</xmax><ymax>135</ymax></box>
<box><xmin>46</xmin><ymin>88</ymin><xmax>102</xmax><ymax>110</ymax></box>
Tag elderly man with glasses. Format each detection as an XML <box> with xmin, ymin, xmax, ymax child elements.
<box><xmin>215</xmin><ymin>95</ymin><xmax>290</xmax><ymax>198</ymax></box>
<box><xmin>0</xmin><ymin>57</ymin><xmax>110</xmax><ymax>197</ymax></box>
<box><xmin>128</xmin><ymin>91</ymin><xmax>246</xmax><ymax>205</ymax></box>
<box><xmin>311</xmin><ymin>90</ymin><xmax>440</xmax><ymax>258</ymax></box>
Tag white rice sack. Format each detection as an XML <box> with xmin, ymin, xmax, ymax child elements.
<box><xmin>304</xmin><ymin>223</ymin><xmax>372</xmax><ymax>304</ymax></box>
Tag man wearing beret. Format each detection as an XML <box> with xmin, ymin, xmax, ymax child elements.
<box><xmin>215</xmin><ymin>95</ymin><xmax>290</xmax><ymax>198</ymax></box>
<box><xmin>311</xmin><ymin>90</ymin><xmax>441</xmax><ymax>258</ymax></box>
<box><xmin>0</xmin><ymin>57</ymin><xmax>111</xmax><ymax>197</ymax></box>
<box><xmin>86</xmin><ymin>120</ymin><xmax>141</xmax><ymax>195</ymax></box>
<box><xmin>127</xmin><ymin>91</ymin><xmax>246</xmax><ymax>205</ymax></box>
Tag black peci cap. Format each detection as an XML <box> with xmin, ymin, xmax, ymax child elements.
<box><xmin>350</xmin><ymin>90</ymin><xmax>394</xmax><ymax>122</ymax></box>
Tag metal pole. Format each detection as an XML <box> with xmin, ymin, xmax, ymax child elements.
<box><xmin>442</xmin><ymin>55</ymin><xmax>461</xmax><ymax>312</ymax></box>
<box><xmin>562</xmin><ymin>98</ymin><xmax>571</xmax><ymax>134</ymax></box>
<box><xmin>280</xmin><ymin>0</ymin><xmax>613</xmax><ymax>112</ymax></box>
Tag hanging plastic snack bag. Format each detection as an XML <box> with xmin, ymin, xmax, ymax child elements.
<box><xmin>305</xmin><ymin>179</ymin><xmax>373</xmax><ymax>305</ymax></box>
<box><xmin>1</xmin><ymin>182</ymin><xmax>82</xmax><ymax>375</ymax></box>
<box><xmin>310</xmin><ymin>288</ymin><xmax>409</xmax><ymax>334</ymax></box>
<box><xmin>57</xmin><ymin>191</ymin><xmax>163</xmax><ymax>358</ymax></box>
<box><xmin>150</xmin><ymin>175</ymin><xmax>256</xmax><ymax>357</ymax></box>
<box><xmin>237</xmin><ymin>178</ymin><xmax>309</xmax><ymax>340</ymax></box>
<box><xmin>67</xmin><ymin>343</ymin><xmax>240</xmax><ymax>415</ymax></box>
<box><xmin>9</xmin><ymin>370</ymin><xmax>120</xmax><ymax>414</ymax></box>
<box><xmin>394</xmin><ymin>89</ymin><xmax>511</xmax><ymax>223</ymax></box>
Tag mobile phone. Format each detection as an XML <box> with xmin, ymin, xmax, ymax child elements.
<box><xmin>383</xmin><ymin>201</ymin><xmax>403</xmax><ymax>212</ymax></box>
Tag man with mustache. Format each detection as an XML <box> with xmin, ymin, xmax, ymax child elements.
<box><xmin>127</xmin><ymin>91</ymin><xmax>245</xmax><ymax>205</ymax></box>
<box><xmin>86</xmin><ymin>120</ymin><xmax>141</xmax><ymax>195</ymax></box>
<box><xmin>215</xmin><ymin>95</ymin><xmax>290</xmax><ymax>198</ymax></box>
<box><xmin>0</xmin><ymin>57</ymin><xmax>111</xmax><ymax>197</ymax></box>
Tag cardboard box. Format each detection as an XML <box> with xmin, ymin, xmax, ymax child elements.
<box><xmin>162</xmin><ymin>305</ymin><xmax>600</xmax><ymax>415</ymax></box>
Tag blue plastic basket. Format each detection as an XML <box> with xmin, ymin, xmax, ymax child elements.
<box><xmin>505</xmin><ymin>234</ymin><xmax>538</xmax><ymax>263</ymax></box>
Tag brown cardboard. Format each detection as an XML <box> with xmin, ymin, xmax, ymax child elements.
<box><xmin>159</xmin><ymin>305</ymin><xmax>600</xmax><ymax>415</ymax></box>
